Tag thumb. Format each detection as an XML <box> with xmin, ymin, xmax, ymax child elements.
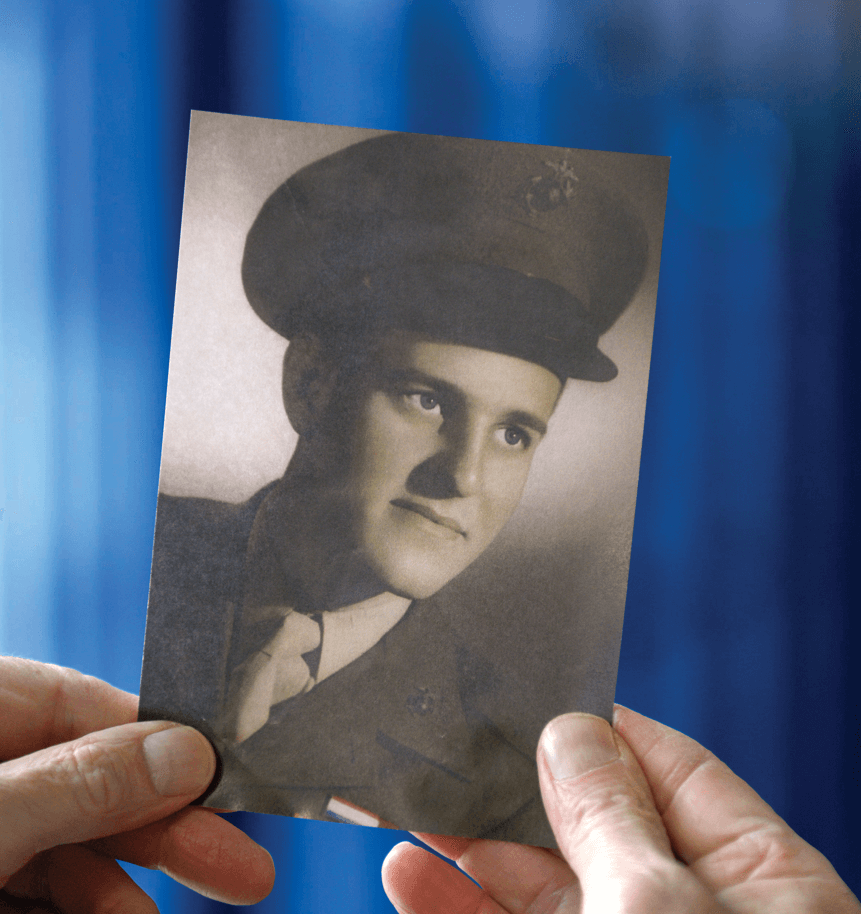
<box><xmin>537</xmin><ymin>713</ymin><xmax>723</xmax><ymax>913</ymax></box>
<box><xmin>0</xmin><ymin>721</ymin><xmax>216</xmax><ymax>881</ymax></box>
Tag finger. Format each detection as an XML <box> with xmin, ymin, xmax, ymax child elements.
<box><xmin>612</xmin><ymin>706</ymin><xmax>854</xmax><ymax>894</ymax></box>
<box><xmin>87</xmin><ymin>808</ymin><xmax>275</xmax><ymax>906</ymax></box>
<box><xmin>5</xmin><ymin>844</ymin><xmax>156</xmax><ymax>914</ymax></box>
<box><xmin>538</xmin><ymin>713</ymin><xmax>724</xmax><ymax>912</ymax></box>
<box><xmin>382</xmin><ymin>842</ymin><xmax>502</xmax><ymax>914</ymax></box>
<box><xmin>410</xmin><ymin>835</ymin><xmax>473</xmax><ymax>859</ymax></box>
<box><xmin>0</xmin><ymin>659</ymin><xmax>137</xmax><ymax>759</ymax></box>
<box><xmin>414</xmin><ymin>834</ymin><xmax>579</xmax><ymax>914</ymax></box>
<box><xmin>0</xmin><ymin>722</ymin><xmax>215</xmax><ymax>881</ymax></box>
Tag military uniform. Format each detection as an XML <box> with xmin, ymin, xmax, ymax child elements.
<box><xmin>141</xmin><ymin>484</ymin><xmax>553</xmax><ymax>844</ymax></box>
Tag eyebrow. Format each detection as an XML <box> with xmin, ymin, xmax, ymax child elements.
<box><xmin>503</xmin><ymin>410</ymin><xmax>549</xmax><ymax>437</ymax></box>
<box><xmin>384</xmin><ymin>368</ymin><xmax>550</xmax><ymax>438</ymax></box>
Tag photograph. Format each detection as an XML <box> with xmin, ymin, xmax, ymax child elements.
<box><xmin>138</xmin><ymin>113</ymin><xmax>669</xmax><ymax>843</ymax></box>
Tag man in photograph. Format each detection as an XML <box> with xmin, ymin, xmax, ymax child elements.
<box><xmin>140</xmin><ymin>123</ymin><xmax>667</xmax><ymax>844</ymax></box>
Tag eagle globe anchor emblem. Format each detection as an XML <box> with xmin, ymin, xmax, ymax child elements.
<box><xmin>406</xmin><ymin>686</ymin><xmax>437</xmax><ymax>716</ymax></box>
<box><xmin>523</xmin><ymin>156</ymin><xmax>580</xmax><ymax>216</ymax></box>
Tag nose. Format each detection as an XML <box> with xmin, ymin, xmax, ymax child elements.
<box><xmin>406</xmin><ymin>420</ymin><xmax>484</xmax><ymax>500</ymax></box>
<box><xmin>443</xmin><ymin>422</ymin><xmax>484</xmax><ymax>497</ymax></box>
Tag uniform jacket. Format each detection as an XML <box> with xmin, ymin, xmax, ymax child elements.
<box><xmin>139</xmin><ymin>485</ymin><xmax>554</xmax><ymax>844</ymax></box>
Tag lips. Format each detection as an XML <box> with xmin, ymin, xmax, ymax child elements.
<box><xmin>391</xmin><ymin>499</ymin><xmax>466</xmax><ymax>537</ymax></box>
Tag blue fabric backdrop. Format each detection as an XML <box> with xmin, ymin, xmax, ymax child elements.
<box><xmin>2</xmin><ymin>1</ymin><xmax>858</xmax><ymax>910</ymax></box>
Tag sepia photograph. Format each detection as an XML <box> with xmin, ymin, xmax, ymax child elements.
<box><xmin>138</xmin><ymin>112</ymin><xmax>669</xmax><ymax>845</ymax></box>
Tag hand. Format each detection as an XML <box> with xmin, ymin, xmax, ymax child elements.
<box><xmin>382</xmin><ymin>706</ymin><xmax>860</xmax><ymax>913</ymax></box>
<box><xmin>0</xmin><ymin>658</ymin><xmax>275</xmax><ymax>912</ymax></box>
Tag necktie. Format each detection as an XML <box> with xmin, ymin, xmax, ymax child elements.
<box><xmin>225</xmin><ymin>609</ymin><xmax>322</xmax><ymax>743</ymax></box>
<box><xmin>224</xmin><ymin>593</ymin><xmax>410</xmax><ymax>744</ymax></box>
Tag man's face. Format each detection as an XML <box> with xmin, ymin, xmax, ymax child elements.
<box><xmin>345</xmin><ymin>332</ymin><xmax>562</xmax><ymax>600</ymax></box>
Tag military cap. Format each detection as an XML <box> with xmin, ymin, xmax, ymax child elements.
<box><xmin>242</xmin><ymin>131</ymin><xmax>649</xmax><ymax>381</ymax></box>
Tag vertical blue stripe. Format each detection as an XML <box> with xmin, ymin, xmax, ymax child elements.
<box><xmin>263</xmin><ymin>0</ymin><xmax>408</xmax><ymax>128</ymax></box>
<box><xmin>90</xmin><ymin>0</ymin><xmax>171</xmax><ymax>695</ymax></box>
<box><xmin>0</xmin><ymin>2</ymin><xmax>58</xmax><ymax>663</ymax></box>
<box><xmin>47</xmin><ymin>0</ymin><xmax>102</xmax><ymax>677</ymax></box>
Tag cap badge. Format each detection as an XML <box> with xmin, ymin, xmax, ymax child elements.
<box><xmin>523</xmin><ymin>156</ymin><xmax>579</xmax><ymax>216</ymax></box>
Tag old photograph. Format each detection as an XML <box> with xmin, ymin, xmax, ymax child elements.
<box><xmin>138</xmin><ymin>112</ymin><xmax>669</xmax><ymax>846</ymax></box>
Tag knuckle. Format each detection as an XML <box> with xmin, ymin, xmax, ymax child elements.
<box><xmin>755</xmin><ymin>821</ymin><xmax>800</xmax><ymax>868</ymax></box>
<box><xmin>727</xmin><ymin>819</ymin><xmax>807</xmax><ymax>882</ymax></box>
<box><xmin>57</xmin><ymin>739</ymin><xmax>135</xmax><ymax>817</ymax></box>
<box><xmin>571</xmin><ymin>780</ymin><xmax>664</xmax><ymax>843</ymax></box>
<box><xmin>51</xmin><ymin>665</ymin><xmax>85</xmax><ymax>739</ymax></box>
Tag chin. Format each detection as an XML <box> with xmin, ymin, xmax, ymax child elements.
<box><xmin>370</xmin><ymin>551</ymin><xmax>465</xmax><ymax>601</ymax></box>
<box><xmin>379</xmin><ymin>570</ymin><xmax>455</xmax><ymax>602</ymax></box>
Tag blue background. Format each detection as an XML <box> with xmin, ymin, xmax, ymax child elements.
<box><xmin>1</xmin><ymin>1</ymin><xmax>858</xmax><ymax>910</ymax></box>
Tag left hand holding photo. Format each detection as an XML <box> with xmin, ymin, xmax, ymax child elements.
<box><xmin>0</xmin><ymin>658</ymin><xmax>275</xmax><ymax>913</ymax></box>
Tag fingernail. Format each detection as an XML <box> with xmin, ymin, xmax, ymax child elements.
<box><xmin>542</xmin><ymin>713</ymin><xmax>620</xmax><ymax>781</ymax></box>
<box><xmin>143</xmin><ymin>725</ymin><xmax>215</xmax><ymax>797</ymax></box>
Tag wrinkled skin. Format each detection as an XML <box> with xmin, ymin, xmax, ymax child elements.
<box><xmin>0</xmin><ymin>658</ymin><xmax>275</xmax><ymax>913</ymax></box>
<box><xmin>383</xmin><ymin>707</ymin><xmax>860</xmax><ymax>914</ymax></box>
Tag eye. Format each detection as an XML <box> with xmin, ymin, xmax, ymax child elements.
<box><xmin>405</xmin><ymin>391</ymin><xmax>441</xmax><ymax>413</ymax></box>
<box><xmin>500</xmin><ymin>426</ymin><xmax>531</xmax><ymax>449</ymax></box>
<box><xmin>418</xmin><ymin>392</ymin><xmax>439</xmax><ymax>411</ymax></box>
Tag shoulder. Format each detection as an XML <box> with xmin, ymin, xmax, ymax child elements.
<box><xmin>155</xmin><ymin>489</ymin><xmax>263</xmax><ymax>551</ymax></box>
<box><xmin>152</xmin><ymin>485</ymin><xmax>272</xmax><ymax>582</ymax></box>
<box><xmin>141</xmin><ymin>484</ymin><xmax>275</xmax><ymax>721</ymax></box>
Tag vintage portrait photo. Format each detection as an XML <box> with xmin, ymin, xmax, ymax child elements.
<box><xmin>138</xmin><ymin>112</ymin><xmax>669</xmax><ymax>846</ymax></box>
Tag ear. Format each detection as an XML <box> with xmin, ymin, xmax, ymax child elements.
<box><xmin>282</xmin><ymin>335</ymin><xmax>339</xmax><ymax>437</ymax></box>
